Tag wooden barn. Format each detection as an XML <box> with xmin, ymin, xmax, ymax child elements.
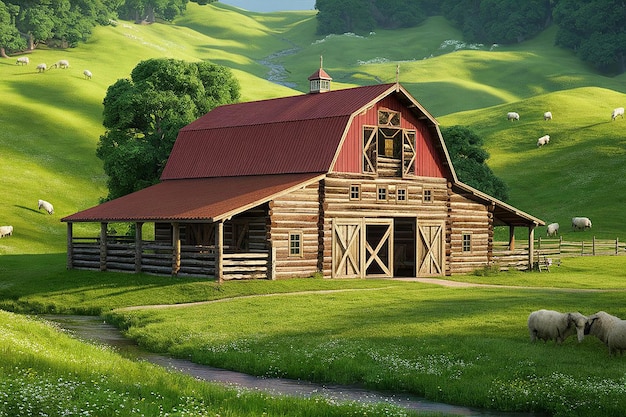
<box><xmin>62</xmin><ymin>69</ymin><xmax>544</xmax><ymax>280</ymax></box>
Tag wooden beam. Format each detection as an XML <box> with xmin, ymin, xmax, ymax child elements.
<box><xmin>66</xmin><ymin>222</ymin><xmax>73</xmax><ymax>270</ymax></box>
<box><xmin>135</xmin><ymin>222</ymin><xmax>143</xmax><ymax>273</ymax></box>
<box><xmin>528</xmin><ymin>226</ymin><xmax>535</xmax><ymax>271</ymax></box>
<box><xmin>508</xmin><ymin>226</ymin><xmax>515</xmax><ymax>251</ymax></box>
<box><xmin>216</xmin><ymin>221</ymin><xmax>224</xmax><ymax>283</ymax></box>
<box><xmin>100</xmin><ymin>222</ymin><xmax>107</xmax><ymax>271</ymax></box>
<box><xmin>172</xmin><ymin>223</ymin><xmax>180</xmax><ymax>276</ymax></box>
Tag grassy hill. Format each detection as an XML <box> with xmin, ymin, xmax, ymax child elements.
<box><xmin>2</xmin><ymin>2</ymin><xmax>626</xmax><ymax>256</ymax></box>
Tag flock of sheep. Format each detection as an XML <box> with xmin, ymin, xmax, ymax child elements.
<box><xmin>528</xmin><ymin>309</ymin><xmax>626</xmax><ymax>356</ymax></box>
<box><xmin>545</xmin><ymin>216</ymin><xmax>592</xmax><ymax>236</ymax></box>
<box><xmin>16</xmin><ymin>56</ymin><xmax>92</xmax><ymax>79</ymax></box>
<box><xmin>0</xmin><ymin>199</ymin><xmax>53</xmax><ymax>240</ymax></box>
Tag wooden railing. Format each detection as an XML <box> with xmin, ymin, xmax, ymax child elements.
<box><xmin>69</xmin><ymin>237</ymin><xmax>271</xmax><ymax>280</ymax></box>
<box><xmin>492</xmin><ymin>237</ymin><xmax>626</xmax><ymax>271</ymax></box>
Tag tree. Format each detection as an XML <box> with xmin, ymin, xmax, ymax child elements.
<box><xmin>0</xmin><ymin>1</ymin><xmax>26</xmax><ymax>57</ymax></box>
<box><xmin>441</xmin><ymin>125</ymin><xmax>509</xmax><ymax>201</ymax></box>
<box><xmin>97</xmin><ymin>58</ymin><xmax>240</xmax><ymax>201</ymax></box>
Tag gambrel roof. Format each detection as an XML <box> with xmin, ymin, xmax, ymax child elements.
<box><xmin>63</xmin><ymin>82</ymin><xmax>543</xmax><ymax>227</ymax></box>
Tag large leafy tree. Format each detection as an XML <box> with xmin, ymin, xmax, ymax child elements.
<box><xmin>97</xmin><ymin>58</ymin><xmax>240</xmax><ymax>201</ymax></box>
<box><xmin>0</xmin><ymin>1</ymin><xmax>25</xmax><ymax>57</ymax></box>
<box><xmin>553</xmin><ymin>0</ymin><xmax>626</xmax><ymax>74</ymax></box>
<box><xmin>441</xmin><ymin>125</ymin><xmax>509</xmax><ymax>201</ymax></box>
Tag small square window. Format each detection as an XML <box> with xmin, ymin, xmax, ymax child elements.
<box><xmin>397</xmin><ymin>187</ymin><xmax>407</xmax><ymax>202</ymax></box>
<box><xmin>350</xmin><ymin>184</ymin><xmax>361</xmax><ymax>200</ymax></box>
<box><xmin>289</xmin><ymin>233</ymin><xmax>302</xmax><ymax>257</ymax></box>
<box><xmin>377</xmin><ymin>186</ymin><xmax>388</xmax><ymax>201</ymax></box>
<box><xmin>423</xmin><ymin>189</ymin><xmax>432</xmax><ymax>203</ymax></box>
<box><xmin>462</xmin><ymin>233</ymin><xmax>471</xmax><ymax>252</ymax></box>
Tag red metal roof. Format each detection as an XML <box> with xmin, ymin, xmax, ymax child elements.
<box><xmin>62</xmin><ymin>174</ymin><xmax>323</xmax><ymax>223</ymax></box>
<box><xmin>308</xmin><ymin>68</ymin><xmax>332</xmax><ymax>80</ymax></box>
<box><xmin>161</xmin><ymin>83</ymin><xmax>397</xmax><ymax>180</ymax></box>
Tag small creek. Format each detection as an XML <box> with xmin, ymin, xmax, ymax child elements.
<box><xmin>44</xmin><ymin>315</ymin><xmax>538</xmax><ymax>417</ymax></box>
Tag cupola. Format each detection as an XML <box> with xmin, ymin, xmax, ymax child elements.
<box><xmin>308</xmin><ymin>56</ymin><xmax>332</xmax><ymax>93</ymax></box>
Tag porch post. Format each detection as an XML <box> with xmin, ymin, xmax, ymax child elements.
<box><xmin>216</xmin><ymin>220</ymin><xmax>224</xmax><ymax>283</ymax></box>
<box><xmin>100</xmin><ymin>222</ymin><xmax>108</xmax><ymax>271</ymax></box>
<box><xmin>528</xmin><ymin>225</ymin><xmax>535</xmax><ymax>271</ymax></box>
<box><xmin>508</xmin><ymin>226</ymin><xmax>515</xmax><ymax>251</ymax></box>
<box><xmin>172</xmin><ymin>222</ymin><xmax>181</xmax><ymax>276</ymax></box>
<box><xmin>135</xmin><ymin>222</ymin><xmax>143</xmax><ymax>273</ymax></box>
<box><xmin>66</xmin><ymin>222</ymin><xmax>73</xmax><ymax>270</ymax></box>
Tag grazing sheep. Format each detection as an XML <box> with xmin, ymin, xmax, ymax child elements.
<box><xmin>585</xmin><ymin>311</ymin><xmax>626</xmax><ymax>356</ymax></box>
<box><xmin>507</xmin><ymin>111</ymin><xmax>520</xmax><ymax>121</ymax></box>
<box><xmin>0</xmin><ymin>226</ymin><xmax>13</xmax><ymax>238</ymax></box>
<box><xmin>537</xmin><ymin>134</ymin><xmax>550</xmax><ymax>147</ymax></box>
<box><xmin>611</xmin><ymin>107</ymin><xmax>624</xmax><ymax>121</ymax></box>
<box><xmin>547</xmin><ymin>222</ymin><xmax>559</xmax><ymax>237</ymax></box>
<box><xmin>38</xmin><ymin>199</ymin><xmax>54</xmax><ymax>215</ymax></box>
<box><xmin>544</xmin><ymin>111</ymin><xmax>552</xmax><ymax>121</ymax></box>
<box><xmin>52</xmin><ymin>60</ymin><xmax>70</xmax><ymax>69</ymax></box>
<box><xmin>16</xmin><ymin>56</ymin><xmax>29</xmax><ymax>65</ymax></box>
<box><xmin>36</xmin><ymin>63</ymin><xmax>47</xmax><ymax>72</ymax></box>
<box><xmin>571</xmin><ymin>216</ymin><xmax>592</xmax><ymax>230</ymax></box>
<box><xmin>528</xmin><ymin>309</ymin><xmax>587</xmax><ymax>344</ymax></box>
<box><xmin>83</xmin><ymin>69</ymin><xmax>92</xmax><ymax>79</ymax></box>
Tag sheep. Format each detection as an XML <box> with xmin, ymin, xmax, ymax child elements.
<box><xmin>38</xmin><ymin>199</ymin><xmax>54</xmax><ymax>215</ymax></box>
<box><xmin>52</xmin><ymin>60</ymin><xmax>70</xmax><ymax>69</ymax></box>
<box><xmin>507</xmin><ymin>111</ymin><xmax>520</xmax><ymax>121</ymax></box>
<box><xmin>0</xmin><ymin>226</ymin><xmax>13</xmax><ymax>238</ymax></box>
<box><xmin>544</xmin><ymin>111</ymin><xmax>552</xmax><ymax>121</ymax></box>
<box><xmin>83</xmin><ymin>69</ymin><xmax>92</xmax><ymax>80</ymax></box>
<box><xmin>611</xmin><ymin>107</ymin><xmax>624</xmax><ymax>121</ymax></box>
<box><xmin>537</xmin><ymin>134</ymin><xmax>550</xmax><ymax>147</ymax></box>
<box><xmin>16</xmin><ymin>56</ymin><xmax>29</xmax><ymax>65</ymax></box>
<box><xmin>36</xmin><ymin>63</ymin><xmax>47</xmax><ymax>72</ymax></box>
<box><xmin>571</xmin><ymin>216</ymin><xmax>592</xmax><ymax>230</ymax></box>
<box><xmin>547</xmin><ymin>222</ymin><xmax>559</xmax><ymax>237</ymax></box>
<box><xmin>528</xmin><ymin>309</ymin><xmax>587</xmax><ymax>344</ymax></box>
<box><xmin>585</xmin><ymin>311</ymin><xmax>626</xmax><ymax>356</ymax></box>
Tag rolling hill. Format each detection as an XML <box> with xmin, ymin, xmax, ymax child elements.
<box><xmin>1</xmin><ymin>2</ymin><xmax>625</xmax><ymax>256</ymax></box>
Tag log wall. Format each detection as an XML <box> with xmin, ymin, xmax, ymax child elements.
<box><xmin>268</xmin><ymin>182</ymin><xmax>321</xmax><ymax>279</ymax></box>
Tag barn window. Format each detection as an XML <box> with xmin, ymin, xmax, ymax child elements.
<box><xmin>378</xmin><ymin>110</ymin><xmax>400</xmax><ymax>126</ymax></box>
<box><xmin>397</xmin><ymin>187</ymin><xmax>407</xmax><ymax>202</ymax></box>
<box><xmin>350</xmin><ymin>184</ymin><xmax>361</xmax><ymax>200</ymax></box>
<box><xmin>289</xmin><ymin>232</ymin><xmax>302</xmax><ymax>257</ymax></box>
<box><xmin>377</xmin><ymin>186</ymin><xmax>388</xmax><ymax>201</ymax></box>
<box><xmin>462</xmin><ymin>233</ymin><xmax>472</xmax><ymax>252</ymax></box>
<box><xmin>423</xmin><ymin>189</ymin><xmax>432</xmax><ymax>203</ymax></box>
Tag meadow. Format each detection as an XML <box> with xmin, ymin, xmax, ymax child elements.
<box><xmin>3</xmin><ymin>2</ymin><xmax>626</xmax><ymax>416</ymax></box>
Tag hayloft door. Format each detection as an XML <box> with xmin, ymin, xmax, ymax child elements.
<box><xmin>417</xmin><ymin>223</ymin><xmax>444</xmax><ymax>276</ymax></box>
<box><xmin>364</xmin><ymin>220</ymin><xmax>393</xmax><ymax>277</ymax></box>
<box><xmin>332</xmin><ymin>219</ymin><xmax>363</xmax><ymax>278</ymax></box>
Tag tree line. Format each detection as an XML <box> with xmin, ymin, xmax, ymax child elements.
<box><xmin>0</xmin><ymin>0</ymin><xmax>216</xmax><ymax>57</ymax></box>
<box><xmin>315</xmin><ymin>0</ymin><xmax>626</xmax><ymax>74</ymax></box>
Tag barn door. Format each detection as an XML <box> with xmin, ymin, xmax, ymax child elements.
<box><xmin>417</xmin><ymin>223</ymin><xmax>444</xmax><ymax>276</ymax></box>
<box><xmin>364</xmin><ymin>220</ymin><xmax>393</xmax><ymax>277</ymax></box>
<box><xmin>332</xmin><ymin>220</ymin><xmax>363</xmax><ymax>278</ymax></box>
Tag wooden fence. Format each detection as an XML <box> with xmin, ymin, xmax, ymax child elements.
<box><xmin>70</xmin><ymin>237</ymin><xmax>271</xmax><ymax>279</ymax></box>
<box><xmin>493</xmin><ymin>237</ymin><xmax>626</xmax><ymax>271</ymax></box>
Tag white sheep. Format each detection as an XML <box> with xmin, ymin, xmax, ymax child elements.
<box><xmin>507</xmin><ymin>111</ymin><xmax>520</xmax><ymax>121</ymax></box>
<box><xmin>38</xmin><ymin>199</ymin><xmax>54</xmax><ymax>215</ymax></box>
<box><xmin>83</xmin><ymin>69</ymin><xmax>92</xmax><ymax>79</ymax></box>
<box><xmin>537</xmin><ymin>134</ymin><xmax>550</xmax><ymax>147</ymax></box>
<box><xmin>585</xmin><ymin>311</ymin><xmax>626</xmax><ymax>356</ymax></box>
<box><xmin>52</xmin><ymin>60</ymin><xmax>70</xmax><ymax>69</ymax></box>
<box><xmin>528</xmin><ymin>309</ymin><xmax>587</xmax><ymax>344</ymax></box>
<box><xmin>544</xmin><ymin>111</ymin><xmax>552</xmax><ymax>121</ymax></box>
<box><xmin>546</xmin><ymin>222</ymin><xmax>559</xmax><ymax>237</ymax></box>
<box><xmin>611</xmin><ymin>107</ymin><xmax>624</xmax><ymax>121</ymax></box>
<box><xmin>571</xmin><ymin>216</ymin><xmax>592</xmax><ymax>230</ymax></box>
<box><xmin>0</xmin><ymin>225</ymin><xmax>13</xmax><ymax>238</ymax></box>
<box><xmin>16</xmin><ymin>56</ymin><xmax>29</xmax><ymax>65</ymax></box>
<box><xmin>36</xmin><ymin>63</ymin><xmax>47</xmax><ymax>72</ymax></box>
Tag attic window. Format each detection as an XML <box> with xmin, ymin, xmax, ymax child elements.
<box><xmin>379</xmin><ymin>110</ymin><xmax>400</xmax><ymax>126</ymax></box>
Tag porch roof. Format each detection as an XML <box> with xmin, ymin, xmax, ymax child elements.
<box><xmin>61</xmin><ymin>173</ymin><xmax>324</xmax><ymax>223</ymax></box>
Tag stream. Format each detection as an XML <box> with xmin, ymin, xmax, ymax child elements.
<box><xmin>44</xmin><ymin>315</ymin><xmax>538</xmax><ymax>417</ymax></box>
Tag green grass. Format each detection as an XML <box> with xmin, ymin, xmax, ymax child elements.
<box><xmin>4</xmin><ymin>255</ymin><xmax>626</xmax><ymax>416</ymax></box>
